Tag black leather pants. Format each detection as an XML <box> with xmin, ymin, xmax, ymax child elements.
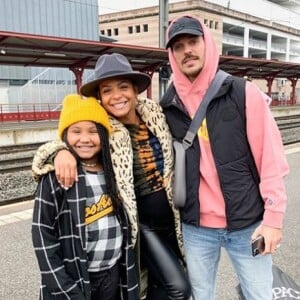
<box><xmin>140</xmin><ymin>223</ymin><xmax>191</xmax><ymax>300</ymax></box>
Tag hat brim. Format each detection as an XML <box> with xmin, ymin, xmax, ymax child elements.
<box><xmin>80</xmin><ymin>72</ymin><xmax>151</xmax><ymax>98</ymax></box>
<box><xmin>166</xmin><ymin>29</ymin><xmax>203</xmax><ymax>48</ymax></box>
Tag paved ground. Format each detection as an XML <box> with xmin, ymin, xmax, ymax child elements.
<box><xmin>0</xmin><ymin>144</ymin><xmax>299</xmax><ymax>300</ymax></box>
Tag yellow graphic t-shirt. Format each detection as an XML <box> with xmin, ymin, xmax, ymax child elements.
<box><xmin>199</xmin><ymin>118</ymin><xmax>209</xmax><ymax>142</ymax></box>
<box><xmin>85</xmin><ymin>194</ymin><xmax>114</xmax><ymax>225</ymax></box>
<box><xmin>84</xmin><ymin>170</ymin><xmax>122</xmax><ymax>272</ymax></box>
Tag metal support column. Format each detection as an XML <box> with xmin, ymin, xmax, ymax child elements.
<box><xmin>266</xmin><ymin>76</ymin><xmax>274</xmax><ymax>97</ymax></box>
<box><xmin>289</xmin><ymin>78</ymin><xmax>297</xmax><ymax>105</ymax></box>
<box><xmin>69</xmin><ymin>60</ymin><xmax>89</xmax><ymax>94</ymax></box>
<box><xmin>159</xmin><ymin>0</ymin><xmax>169</xmax><ymax>100</ymax></box>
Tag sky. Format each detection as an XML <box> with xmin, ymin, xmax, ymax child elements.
<box><xmin>98</xmin><ymin>0</ymin><xmax>182</xmax><ymax>14</ymax></box>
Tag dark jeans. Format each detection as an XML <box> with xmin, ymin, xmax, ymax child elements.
<box><xmin>89</xmin><ymin>262</ymin><xmax>120</xmax><ymax>300</ymax></box>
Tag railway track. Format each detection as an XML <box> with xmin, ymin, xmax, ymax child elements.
<box><xmin>276</xmin><ymin>114</ymin><xmax>300</xmax><ymax>130</ymax></box>
<box><xmin>0</xmin><ymin>144</ymin><xmax>41</xmax><ymax>206</ymax></box>
<box><xmin>0</xmin><ymin>156</ymin><xmax>33</xmax><ymax>174</ymax></box>
<box><xmin>0</xmin><ymin>143</ymin><xmax>43</xmax><ymax>155</ymax></box>
<box><xmin>275</xmin><ymin>115</ymin><xmax>300</xmax><ymax>145</ymax></box>
<box><xmin>0</xmin><ymin>194</ymin><xmax>34</xmax><ymax>206</ymax></box>
<box><xmin>0</xmin><ymin>143</ymin><xmax>42</xmax><ymax>173</ymax></box>
<box><xmin>1</xmin><ymin>115</ymin><xmax>300</xmax><ymax>206</ymax></box>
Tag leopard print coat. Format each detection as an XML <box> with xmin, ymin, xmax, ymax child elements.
<box><xmin>32</xmin><ymin>97</ymin><xmax>183</xmax><ymax>253</ymax></box>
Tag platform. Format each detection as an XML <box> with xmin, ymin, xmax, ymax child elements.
<box><xmin>0</xmin><ymin>143</ymin><xmax>299</xmax><ymax>299</ymax></box>
<box><xmin>0</xmin><ymin>105</ymin><xmax>299</xmax><ymax>147</ymax></box>
<box><xmin>0</xmin><ymin>120</ymin><xmax>58</xmax><ymax>147</ymax></box>
<box><xmin>270</xmin><ymin>104</ymin><xmax>300</xmax><ymax>117</ymax></box>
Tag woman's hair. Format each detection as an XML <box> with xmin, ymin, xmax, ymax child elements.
<box><xmin>62</xmin><ymin>124</ymin><xmax>121</xmax><ymax>214</ymax></box>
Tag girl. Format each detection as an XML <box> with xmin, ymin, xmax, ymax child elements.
<box><xmin>32</xmin><ymin>94</ymin><xmax>138</xmax><ymax>300</ymax></box>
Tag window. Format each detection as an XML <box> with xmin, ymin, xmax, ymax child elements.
<box><xmin>209</xmin><ymin>20</ymin><xmax>213</xmax><ymax>29</ymax></box>
<box><xmin>9</xmin><ymin>79</ymin><xmax>28</xmax><ymax>86</ymax></box>
<box><xmin>100</xmin><ymin>30</ymin><xmax>105</xmax><ymax>35</ymax></box>
<box><xmin>107</xmin><ymin>29</ymin><xmax>112</xmax><ymax>36</ymax></box>
<box><xmin>114</xmin><ymin>28</ymin><xmax>119</xmax><ymax>36</ymax></box>
<box><xmin>135</xmin><ymin>25</ymin><xmax>140</xmax><ymax>33</ymax></box>
<box><xmin>128</xmin><ymin>26</ymin><xmax>133</xmax><ymax>34</ymax></box>
<box><xmin>215</xmin><ymin>22</ymin><xmax>218</xmax><ymax>30</ymax></box>
<box><xmin>143</xmin><ymin>24</ymin><xmax>148</xmax><ymax>32</ymax></box>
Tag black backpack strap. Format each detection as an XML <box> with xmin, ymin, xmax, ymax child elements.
<box><xmin>182</xmin><ymin>70</ymin><xmax>230</xmax><ymax>150</ymax></box>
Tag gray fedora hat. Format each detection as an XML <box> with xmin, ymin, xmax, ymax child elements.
<box><xmin>80</xmin><ymin>53</ymin><xmax>151</xmax><ymax>98</ymax></box>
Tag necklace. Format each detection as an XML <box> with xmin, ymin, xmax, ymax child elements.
<box><xmin>80</xmin><ymin>161</ymin><xmax>97</xmax><ymax>168</ymax></box>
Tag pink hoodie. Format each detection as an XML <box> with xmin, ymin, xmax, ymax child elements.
<box><xmin>168</xmin><ymin>15</ymin><xmax>289</xmax><ymax>229</ymax></box>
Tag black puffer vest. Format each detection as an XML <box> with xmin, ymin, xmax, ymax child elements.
<box><xmin>160</xmin><ymin>74</ymin><xmax>264</xmax><ymax>231</ymax></box>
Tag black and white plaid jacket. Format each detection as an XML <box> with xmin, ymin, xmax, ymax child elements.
<box><xmin>32</xmin><ymin>166</ymin><xmax>139</xmax><ymax>300</ymax></box>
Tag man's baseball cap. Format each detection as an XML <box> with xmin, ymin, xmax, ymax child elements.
<box><xmin>166</xmin><ymin>16</ymin><xmax>203</xmax><ymax>48</ymax></box>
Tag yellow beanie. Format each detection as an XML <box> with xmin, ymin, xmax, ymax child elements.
<box><xmin>58</xmin><ymin>94</ymin><xmax>111</xmax><ymax>139</ymax></box>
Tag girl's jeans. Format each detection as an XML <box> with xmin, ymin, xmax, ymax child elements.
<box><xmin>182</xmin><ymin>222</ymin><xmax>273</xmax><ymax>300</ymax></box>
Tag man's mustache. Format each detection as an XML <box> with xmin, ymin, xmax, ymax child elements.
<box><xmin>182</xmin><ymin>55</ymin><xmax>198</xmax><ymax>64</ymax></box>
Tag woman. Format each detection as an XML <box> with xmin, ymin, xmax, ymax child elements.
<box><xmin>32</xmin><ymin>53</ymin><xmax>191</xmax><ymax>300</ymax></box>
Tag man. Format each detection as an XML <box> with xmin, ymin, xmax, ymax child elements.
<box><xmin>160</xmin><ymin>15</ymin><xmax>289</xmax><ymax>300</ymax></box>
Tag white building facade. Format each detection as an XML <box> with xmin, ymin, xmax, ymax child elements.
<box><xmin>99</xmin><ymin>0</ymin><xmax>300</xmax><ymax>103</ymax></box>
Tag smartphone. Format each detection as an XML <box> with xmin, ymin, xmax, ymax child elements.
<box><xmin>251</xmin><ymin>235</ymin><xmax>265</xmax><ymax>257</ymax></box>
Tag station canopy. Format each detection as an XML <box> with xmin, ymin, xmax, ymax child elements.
<box><xmin>1</xmin><ymin>30</ymin><xmax>300</xmax><ymax>80</ymax></box>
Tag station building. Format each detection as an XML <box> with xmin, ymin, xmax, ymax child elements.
<box><xmin>99</xmin><ymin>0</ymin><xmax>300</xmax><ymax>104</ymax></box>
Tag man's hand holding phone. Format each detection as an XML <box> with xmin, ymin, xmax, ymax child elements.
<box><xmin>251</xmin><ymin>235</ymin><xmax>265</xmax><ymax>257</ymax></box>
